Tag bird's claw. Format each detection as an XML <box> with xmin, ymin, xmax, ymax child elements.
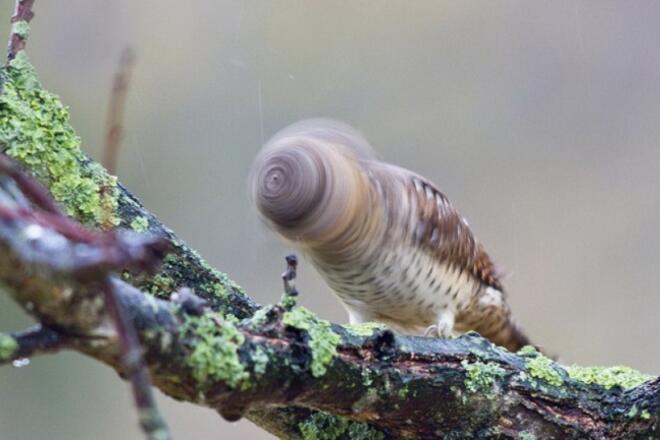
<box><xmin>424</xmin><ymin>312</ymin><xmax>455</xmax><ymax>338</ymax></box>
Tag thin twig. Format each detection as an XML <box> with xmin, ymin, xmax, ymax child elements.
<box><xmin>0</xmin><ymin>153</ymin><xmax>62</xmax><ymax>215</ymax></box>
<box><xmin>0</xmin><ymin>325</ymin><xmax>71</xmax><ymax>365</ymax></box>
<box><xmin>102</xmin><ymin>47</ymin><xmax>135</xmax><ymax>175</ymax></box>
<box><xmin>101</xmin><ymin>277</ymin><xmax>171</xmax><ymax>440</ymax></box>
<box><xmin>282</xmin><ymin>253</ymin><xmax>298</xmax><ymax>297</ymax></box>
<box><xmin>0</xmin><ymin>151</ymin><xmax>172</xmax><ymax>439</ymax></box>
<box><xmin>280</xmin><ymin>254</ymin><xmax>299</xmax><ymax>311</ymax></box>
<box><xmin>6</xmin><ymin>0</ymin><xmax>35</xmax><ymax>61</ymax></box>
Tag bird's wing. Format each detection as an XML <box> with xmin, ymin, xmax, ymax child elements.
<box><xmin>404</xmin><ymin>170</ymin><xmax>504</xmax><ymax>291</ymax></box>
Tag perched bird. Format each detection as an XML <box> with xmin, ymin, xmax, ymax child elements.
<box><xmin>251</xmin><ymin>119</ymin><xmax>531</xmax><ymax>351</ymax></box>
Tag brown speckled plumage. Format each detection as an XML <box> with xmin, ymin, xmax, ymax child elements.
<box><xmin>251</xmin><ymin>119</ymin><xmax>531</xmax><ymax>351</ymax></box>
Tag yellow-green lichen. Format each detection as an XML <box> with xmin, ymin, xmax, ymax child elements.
<box><xmin>141</xmin><ymin>251</ymin><xmax>243</xmax><ymax>304</ymax></box>
<box><xmin>343</xmin><ymin>322</ymin><xmax>386</xmax><ymax>337</ymax></box>
<box><xmin>250</xmin><ymin>345</ymin><xmax>269</xmax><ymax>375</ymax></box>
<box><xmin>189</xmin><ymin>248</ymin><xmax>245</xmax><ymax>298</ymax></box>
<box><xmin>518</xmin><ymin>432</ymin><xmax>535</xmax><ymax>440</ymax></box>
<box><xmin>299</xmin><ymin>413</ymin><xmax>348</xmax><ymax>440</ymax></box>
<box><xmin>11</xmin><ymin>21</ymin><xmax>30</xmax><ymax>39</ymax></box>
<box><xmin>246</xmin><ymin>306</ymin><xmax>272</xmax><ymax>328</ymax></box>
<box><xmin>184</xmin><ymin>313</ymin><xmax>249</xmax><ymax>389</ymax></box>
<box><xmin>148</xmin><ymin>273</ymin><xmax>175</xmax><ymax>297</ymax></box>
<box><xmin>130</xmin><ymin>216</ymin><xmax>150</xmax><ymax>232</ymax></box>
<box><xmin>282</xmin><ymin>306</ymin><xmax>341</xmax><ymax>377</ymax></box>
<box><xmin>346</xmin><ymin>423</ymin><xmax>385</xmax><ymax>440</ymax></box>
<box><xmin>462</xmin><ymin>360</ymin><xmax>506</xmax><ymax>395</ymax></box>
<box><xmin>525</xmin><ymin>354</ymin><xmax>563</xmax><ymax>387</ymax></box>
<box><xmin>627</xmin><ymin>405</ymin><xmax>652</xmax><ymax>420</ymax></box>
<box><xmin>628</xmin><ymin>405</ymin><xmax>640</xmax><ymax>418</ymax></box>
<box><xmin>564</xmin><ymin>365</ymin><xmax>652</xmax><ymax>390</ymax></box>
<box><xmin>517</xmin><ymin>345</ymin><xmax>538</xmax><ymax>356</ymax></box>
<box><xmin>298</xmin><ymin>412</ymin><xmax>384</xmax><ymax>440</ymax></box>
<box><xmin>279</xmin><ymin>290</ymin><xmax>297</xmax><ymax>310</ymax></box>
<box><xmin>200</xmin><ymin>281</ymin><xmax>228</xmax><ymax>299</ymax></box>
<box><xmin>0</xmin><ymin>333</ymin><xmax>18</xmax><ymax>361</ymax></box>
<box><xmin>0</xmin><ymin>53</ymin><xmax>119</xmax><ymax>226</ymax></box>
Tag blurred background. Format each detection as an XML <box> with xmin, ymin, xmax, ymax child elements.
<box><xmin>1</xmin><ymin>1</ymin><xmax>660</xmax><ymax>439</ymax></box>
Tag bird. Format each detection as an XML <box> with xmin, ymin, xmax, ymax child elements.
<box><xmin>250</xmin><ymin>118</ymin><xmax>531</xmax><ymax>352</ymax></box>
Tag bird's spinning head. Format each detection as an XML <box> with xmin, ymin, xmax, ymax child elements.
<box><xmin>251</xmin><ymin>119</ymin><xmax>376</xmax><ymax>249</ymax></box>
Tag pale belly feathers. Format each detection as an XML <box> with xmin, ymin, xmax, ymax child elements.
<box><xmin>310</xmin><ymin>243</ymin><xmax>496</xmax><ymax>335</ymax></box>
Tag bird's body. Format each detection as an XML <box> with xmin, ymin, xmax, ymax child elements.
<box><xmin>251</xmin><ymin>119</ymin><xmax>531</xmax><ymax>351</ymax></box>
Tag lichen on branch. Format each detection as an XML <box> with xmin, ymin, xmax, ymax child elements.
<box><xmin>0</xmin><ymin>52</ymin><xmax>118</xmax><ymax>225</ymax></box>
<box><xmin>0</xmin><ymin>53</ymin><xmax>252</xmax><ymax>319</ymax></box>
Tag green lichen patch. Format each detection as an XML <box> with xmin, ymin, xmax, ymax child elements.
<box><xmin>200</xmin><ymin>281</ymin><xmax>229</xmax><ymax>300</ymax></box>
<box><xmin>564</xmin><ymin>365</ymin><xmax>652</xmax><ymax>390</ymax></box>
<box><xmin>0</xmin><ymin>53</ymin><xmax>119</xmax><ymax>226</ymax></box>
<box><xmin>250</xmin><ymin>345</ymin><xmax>269</xmax><ymax>375</ymax></box>
<box><xmin>624</xmin><ymin>404</ymin><xmax>651</xmax><ymax>421</ymax></box>
<box><xmin>462</xmin><ymin>360</ymin><xmax>505</xmax><ymax>395</ymax></box>
<box><xmin>628</xmin><ymin>405</ymin><xmax>640</xmax><ymax>418</ymax></box>
<box><xmin>525</xmin><ymin>354</ymin><xmax>563</xmax><ymax>387</ymax></box>
<box><xmin>517</xmin><ymin>345</ymin><xmax>538</xmax><ymax>356</ymax></box>
<box><xmin>282</xmin><ymin>306</ymin><xmax>341</xmax><ymax>377</ymax></box>
<box><xmin>187</xmin><ymin>248</ymin><xmax>245</xmax><ymax>299</ymax></box>
<box><xmin>346</xmin><ymin>422</ymin><xmax>385</xmax><ymax>440</ymax></box>
<box><xmin>141</xmin><ymin>251</ymin><xmax>241</xmax><ymax>304</ymax></box>
<box><xmin>299</xmin><ymin>412</ymin><xmax>349</xmax><ymax>440</ymax></box>
<box><xmin>279</xmin><ymin>290</ymin><xmax>297</xmax><ymax>310</ymax></box>
<box><xmin>130</xmin><ymin>215</ymin><xmax>150</xmax><ymax>232</ymax></box>
<box><xmin>343</xmin><ymin>322</ymin><xmax>386</xmax><ymax>337</ymax></box>
<box><xmin>298</xmin><ymin>412</ymin><xmax>384</xmax><ymax>440</ymax></box>
<box><xmin>518</xmin><ymin>432</ymin><xmax>536</xmax><ymax>440</ymax></box>
<box><xmin>0</xmin><ymin>333</ymin><xmax>18</xmax><ymax>361</ymax></box>
<box><xmin>148</xmin><ymin>273</ymin><xmax>175</xmax><ymax>298</ymax></box>
<box><xmin>183</xmin><ymin>313</ymin><xmax>249</xmax><ymax>389</ymax></box>
<box><xmin>245</xmin><ymin>305</ymin><xmax>273</xmax><ymax>329</ymax></box>
<box><xmin>11</xmin><ymin>21</ymin><xmax>30</xmax><ymax>39</ymax></box>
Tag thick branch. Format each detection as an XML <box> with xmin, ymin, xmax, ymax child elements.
<box><xmin>0</xmin><ymin>162</ymin><xmax>655</xmax><ymax>439</ymax></box>
<box><xmin>0</xmin><ymin>29</ymin><xmax>658</xmax><ymax>440</ymax></box>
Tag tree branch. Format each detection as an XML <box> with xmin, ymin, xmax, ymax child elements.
<box><xmin>0</xmin><ymin>151</ymin><xmax>172</xmax><ymax>439</ymax></box>
<box><xmin>0</xmin><ymin>10</ymin><xmax>658</xmax><ymax>440</ymax></box>
<box><xmin>102</xmin><ymin>47</ymin><xmax>135</xmax><ymax>175</ymax></box>
<box><xmin>0</xmin><ymin>325</ymin><xmax>72</xmax><ymax>365</ymax></box>
<box><xmin>6</xmin><ymin>0</ymin><xmax>34</xmax><ymax>61</ymax></box>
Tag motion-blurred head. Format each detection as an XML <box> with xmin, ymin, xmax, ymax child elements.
<box><xmin>250</xmin><ymin>119</ymin><xmax>375</xmax><ymax>248</ymax></box>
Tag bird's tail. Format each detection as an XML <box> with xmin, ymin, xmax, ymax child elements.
<box><xmin>456</xmin><ymin>304</ymin><xmax>532</xmax><ymax>353</ymax></box>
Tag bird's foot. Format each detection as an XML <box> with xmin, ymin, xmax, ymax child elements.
<box><xmin>423</xmin><ymin>324</ymin><xmax>440</xmax><ymax>337</ymax></box>
<box><xmin>424</xmin><ymin>311</ymin><xmax>455</xmax><ymax>338</ymax></box>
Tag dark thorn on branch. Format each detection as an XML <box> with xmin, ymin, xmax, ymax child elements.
<box><xmin>6</xmin><ymin>0</ymin><xmax>35</xmax><ymax>61</ymax></box>
<box><xmin>282</xmin><ymin>253</ymin><xmax>299</xmax><ymax>299</ymax></box>
<box><xmin>0</xmin><ymin>325</ymin><xmax>71</xmax><ymax>365</ymax></box>
<box><xmin>102</xmin><ymin>47</ymin><xmax>135</xmax><ymax>176</ymax></box>
<box><xmin>282</xmin><ymin>253</ymin><xmax>298</xmax><ymax>296</ymax></box>
<box><xmin>101</xmin><ymin>277</ymin><xmax>172</xmax><ymax>440</ymax></box>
